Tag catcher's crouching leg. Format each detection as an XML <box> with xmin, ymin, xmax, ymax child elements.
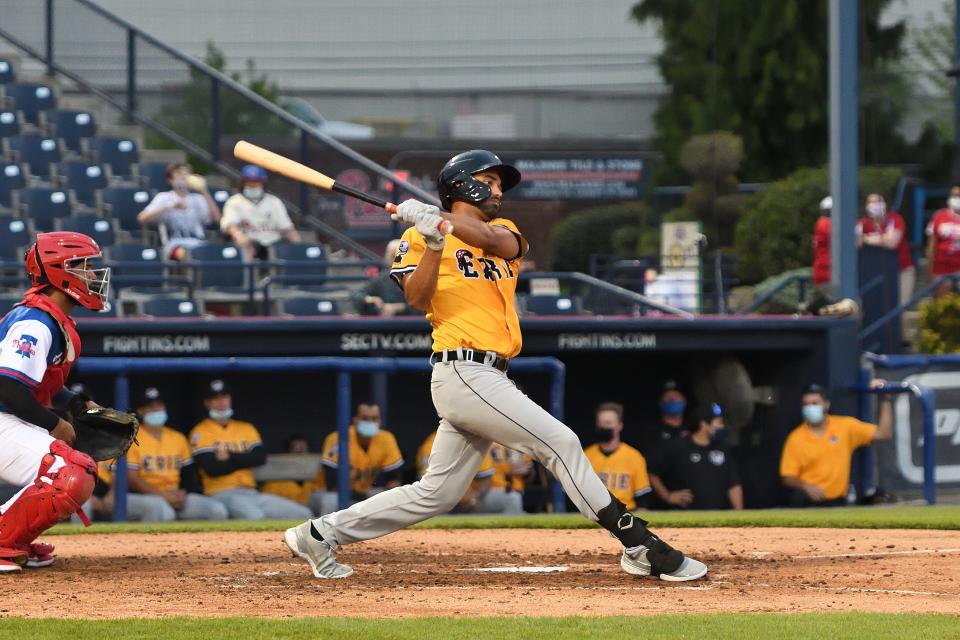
<box><xmin>0</xmin><ymin>440</ymin><xmax>96</xmax><ymax>568</ymax></box>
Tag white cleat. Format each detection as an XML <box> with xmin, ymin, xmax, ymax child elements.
<box><xmin>284</xmin><ymin>522</ymin><xmax>354</xmax><ymax>579</ymax></box>
<box><xmin>621</xmin><ymin>545</ymin><xmax>708</xmax><ymax>582</ymax></box>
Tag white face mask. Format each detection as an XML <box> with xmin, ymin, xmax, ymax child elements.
<box><xmin>948</xmin><ymin>197</ymin><xmax>960</xmax><ymax>212</ymax></box>
<box><xmin>171</xmin><ymin>179</ymin><xmax>188</xmax><ymax>192</ymax></box>
<box><xmin>866</xmin><ymin>202</ymin><xmax>886</xmax><ymax>219</ymax></box>
<box><xmin>243</xmin><ymin>186</ymin><xmax>264</xmax><ymax>200</ymax></box>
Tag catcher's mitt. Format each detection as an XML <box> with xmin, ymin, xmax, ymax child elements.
<box><xmin>72</xmin><ymin>407</ymin><xmax>140</xmax><ymax>461</ymax></box>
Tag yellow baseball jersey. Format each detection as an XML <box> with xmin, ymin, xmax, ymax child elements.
<box><xmin>319</xmin><ymin>425</ymin><xmax>404</xmax><ymax>493</ymax></box>
<box><xmin>126</xmin><ymin>426</ymin><xmax>193</xmax><ymax>492</ymax></box>
<box><xmin>260</xmin><ymin>480</ymin><xmax>312</xmax><ymax>505</ymax></box>
<box><xmin>584</xmin><ymin>442</ymin><xmax>651</xmax><ymax>510</ymax></box>
<box><xmin>189</xmin><ymin>418</ymin><xmax>263</xmax><ymax>494</ymax></box>
<box><xmin>780</xmin><ymin>415</ymin><xmax>876</xmax><ymax>500</ymax></box>
<box><xmin>417</xmin><ymin>431</ymin><xmax>495</xmax><ymax>491</ymax></box>
<box><xmin>391</xmin><ymin>217</ymin><xmax>525</xmax><ymax>358</ymax></box>
<box><xmin>96</xmin><ymin>461</ymin><xmax>113</xmax><ymax>485</ymax></box>
<box><xmin>488</xmin><ymin>442</ymin><xmax>531</xmax><ymax>492</ymax></box>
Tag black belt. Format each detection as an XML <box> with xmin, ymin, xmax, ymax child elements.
<box><xmin>429</xmin><ymin>349</ymin><xmax>509</xmax><ymax>372</ymax></box>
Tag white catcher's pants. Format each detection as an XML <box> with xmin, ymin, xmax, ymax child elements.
<box><xmin>314</xmin><ymin>359</ymin><xmax>611</xmax><ymax>545</ymax></box>
<box><xmin>0</xmin><ymin>413</ymin><xmax>64</xmax><ymax>513</ymax></box>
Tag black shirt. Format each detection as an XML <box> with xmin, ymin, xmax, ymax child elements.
<box><xmin>652</xmin><ymin>435</ymin><xmax>740</xmax><ymax>510</ymax></box>
<box><xmin>635</xmin><ymin>420</ymin><xmax>690</xmax><ymax>468</ymax></box>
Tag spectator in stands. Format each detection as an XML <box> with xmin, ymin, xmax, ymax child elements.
<box><xmin>221</xmin><ymin>164</ymin><xmax>299</xmax><ymax>261</ymax></box>
<box><xmin>780</xmin><ymin>381</ymin><xmax>893</xmax><ymax>507</ymax></box>
<box><xmin>260</xmin><ymin>435</ymin><xmax>316</xmax><ymax>508</ymax></box>
<box><xmin>649</xmin><ymin>402</ymin><xmax>743</xmax><ymax>510</ymax></box>
<box><xmin>926</xmin><ymin>185</ymin><xmax>960</xmax><ymax>297</ymax></box>
<box><xmin>125</xmin><ymin>387</ymin><xmax>229</xmax><ymax>521</ymax></box>
<box><xmin>137</xmin><ymin>163</ymin><xmax>220</xmax><ymax>261</ymax></box>
<box><xmin>488</xmin><ymin>443</ymin><xmax>533</xmax><ymax>513</ymax></box>
<box><xmin>858</xmin><ymin>193</ymin><xmax>914</xmax><ymax>305</ymax></box>
<box><xmin>354</xmin><ymin>239</ymin><xmax>413</xmax><ymax>316</ymax></box>
<box><xmin>189</xmin><ymin>379</ymin><xmax>312</xmax><ymax>519</ymax></box>
<box><xmin>812</xmin><ymin>196</ymin><xmax>832</xmax><ymax>288</ymax></box>
<box><xmin>638</xmin><ymin>380</ymin><xmax>689</xmax><ymax>463</ymax></box>
<box><xmin>311</xmin><ymin>402</ymin><xmax>404</xmax><ymax>516</ymax></box>
<box><xmin>583</xmin><ymin>402</ymin><xmax>652</xmax><ymax>510</ymax></box>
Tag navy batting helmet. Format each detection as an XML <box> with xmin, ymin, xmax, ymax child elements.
<box><xmin>437</xmin><ymin>150</ymin><xmax>521</xmax><ymax>212</ymax></box>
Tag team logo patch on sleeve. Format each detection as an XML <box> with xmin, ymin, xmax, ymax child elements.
<box><xmin>12</xmin><ymin>334</ymin><xmax>38</xmax><ymax>358</ymax></box>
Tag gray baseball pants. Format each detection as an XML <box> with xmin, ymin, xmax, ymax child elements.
<box><xmin>314</xmin><ymin>358</ymin><xmax>612</xmax><ymax>545</ymax></box>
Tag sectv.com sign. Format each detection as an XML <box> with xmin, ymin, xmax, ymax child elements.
<box><xmin>895</xmin><ymin>372</ymin><xmax>960</xmax><ymax>483</ymax></box>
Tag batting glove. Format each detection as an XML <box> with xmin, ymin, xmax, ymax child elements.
<box><xmin>415</xmin><ymin>211</ymin><xmax>446</xmax><ymax>251</ymax></box>
<box><xmin>392</xmin><ymin>199</ymin><xmax>440</xmax><ymax>224</ymax></box>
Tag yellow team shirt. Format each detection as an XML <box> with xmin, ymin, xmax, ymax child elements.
<box><xmin>780</xmin><ymin>415</ymin><xmax>876</xmax><ymax>500</ymax></box>
<box><xmin>417</xmin><ymin>431</ymin><xmax>495</xmax><ymax>491</ymax></box>
<box><xmin>584</xmin><ymin>442</ymin><xmax>652</xmax><ymax>510</ymax></box>
<box><xmin>319</xmin><ymin>425</ymin><xmax>404</xmax><ymax>494</ymax></box>
<box><xmin>260</xmin><ymin>480</ymin><xmax>312</xmax><ymax>505</ymax></box>
<box><xmin>189</xmin><ymin>418</ymin><xmax>263</xmax><ymax>494</ymax></box>
<box><xmin>127</xmin><ymin>426</ymin><xmax>193</xmax><ymax>492</ymax></box>
<box><xmin>391</xmin><ymin>217</ymin><xmax>525</xmax><ymax>358</ymax></box>
<box><xmin>488</xmin><ymin>442</ymin><xmax>531</xmax><ymax>492</ymax></box>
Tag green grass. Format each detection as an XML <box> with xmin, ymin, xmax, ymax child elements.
<box><xmin>44</xmin><ymin>505</ymin><xmax>960</xmax><ymax>536</ymax></box>
<box><xmin>0</xmin><ymin>614</ymin><xmax>957</xmax><ymax>640</ymax></box>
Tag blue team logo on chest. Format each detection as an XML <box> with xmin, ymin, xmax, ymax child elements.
<box><xmin>12</xmin><ymin>334</ymin><xmax>38</xmax><ymax>358</ymax></box>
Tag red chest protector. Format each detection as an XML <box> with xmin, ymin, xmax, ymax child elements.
<box><xmin>16</xmin><ymin>287</ymin><xmax>82</xmax><ymax>408</ymax></box>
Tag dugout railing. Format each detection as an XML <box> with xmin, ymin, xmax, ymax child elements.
<box><xmin>74</xmin><ymin>356</ymin><xmax>569</xmax><ymax>521</ymax></box>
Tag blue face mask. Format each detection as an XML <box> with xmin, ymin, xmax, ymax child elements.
<box><xmin>356</xmin><ymin>420</ymin><xmax>380</xmax><ymax>438</ymax></box>
<box><xmin>802</xmin><ymin>404</ymin><xmax>825</xmax><ymax>425</ymax></box>
<box><xmin>660</xmin><ymin>400</ymin><xmax>686</xmax><ymax>417</ymax></box>
<box><xmin>209</xmin><ymin>408</ymin><xmax>234</xmax><ymax>421</ymax></box>
<box><xmin>143</xmin><ymin>410</ymin><xmax>167</xmax><ymax>427</ymax></box>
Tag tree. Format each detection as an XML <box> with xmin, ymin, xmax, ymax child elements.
<box><xmin>633</xmin><ymin>0</ymin><xmax>908</xmax><ymax>183</ymax></box>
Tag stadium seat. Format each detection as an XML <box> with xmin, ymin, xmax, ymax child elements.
<box><xmin>141</xmin><ymin>296</ymin><xmax>202</xmax><ymax>318</ymax></box>
<box><xmin>107</xmin><ymin>243</ymin><xmax>181</xmax><ymax>295</ymax></box>
<box><xmin>3</xmin><ymin>83</ymin><xmax>56</xmax><ymax>125</ymax></box>
<box><xmin>46</xmin><ymin>109</ymin><xmax>96</xmax><ymax>154</ymax></box>
<box><xmin>101</xmin><ymin>185</ymin><xmax>151</xmax><ymax>232</ymax></box>
<box><xmin>137</xmin><ymin>161</ymin><xmax>169</xmax><ymax>191</ymax></box>
<box><xmin>280</xmin><ymin>296</ymin><xmax>339</xmax><ymax>316</ymax></box>
<box><xmin>89</xmin><ymin>137</ymin><xmax>139</xmax><ymax>180</ymax></box>
<box><xmin>209</xmin><ymin>186</ymin><xmax>231</xmax><ymax>209</ymax></box>
<box><xmin>56</xmin><ymin>216</ymin><xmax>116</xmax><ymax>248</ymax></box>
<box><xmin>271</xmin><ymin>241</ymin><xmax>328</xmax><ymax>290</ymax></box>
<box><xmin>0</xmin><ymin>215</ymin><xmax>31</xmax><ymax>260</ymax></box>
<box><xmin>56</xmin><ymin>161</ymin><xmax>107</xmax><ymax>207</ymax></box>
<box><xmin>8</xmin><ymin>134</ymin><xmax>61</xmax><ymax>179</ymax></box>
<box><xmin>522</xmin><ymin>294</ymin><xmax>581</xmax><ymax>316</ymax></box>
<box><xmin>0</xmin><ymin>294</ymin><xmax>20</xmax><ymax>316</ymax></box>
<box><xmin>0</xmin><ymin>110</ymin><xmax>21</xmax><ymax>140</ymax></box>
<box><xmin>0</xmin><ymin>162</ymin><xmax>26</xmax><ymax>210</ymax></box>
<box><xmin>188</xmin><ymin>243</ymin><xmax>248</xmax><ymax>299</ymax></box>
<box><xmin>19</xmin><ymin>186</ymin><xmax>73</xmax><ymax>231</ymax></box>
<box><xmin>0</xmin><ymin>59</ymin><xmax>15</xmax><ymax>85</ymax></box>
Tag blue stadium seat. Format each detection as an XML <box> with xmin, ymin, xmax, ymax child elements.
<box><xmin>0</xmin><ymin>294</ymin><xmax>20</xmax><ymax>316</ymax></box>
<box><xmin>0</xmin><ymin>162</ymin><xmax>26</xmax><ymax>210</ymax></box>
<box><xmin>209</xmin><ymin>186</ymin><xmax>232</xmax><ymax>209</ymax></box>
<box><xmin>137</xmin><ymin>161</ymin><xmax>169</xmax><ymax>191</ymax></box>
<box><xmin>0</xmin><ymin>59</ymin><xmax>15</xmax><ymax>85</ymax></box>
<box><xmin>0</xmin><ymin>110</ymin><xmax>21</xmax><ymax>139</ymax></box>
<box><xmin>107</xmin><ymin>243</ymin><xmax>170</xmax><ymax>294</ymax></box>
<box><xmin>281</xmin><ymin>296</ymin><xmax>338</xmax><ymax>316</ymax></box>
<box><xmin>19</xmin><ymin>186</ymin><xmax>73</xmax><ymax>231</ymax></box>
<box><xmin>0</xmin><ymin>215</ymin><xmax>31</xmax><ymax>260</ymax></box>
<box><xmin>46</xmin><ymin>109</ymin><xmax>96</xmax><ymax>153</ymax></box>
<box><xmin>522</xmin><ymin>294</ymin><xmax>581</xmax><ymax>316</ymax></box>
<box><xmin>101</xmin><ymin>185</ymin><xmax>151</xmax><ymax>232</ymax></box>
<box><xmin>271</xmin><ymin>241</ymin><xmax>328</xmax><ymax>291</ymax></box>
<box><xmin>56</xmin><ymin>161</ymin><xmax>107</xmax><ymax>207</ymax></box>
<box><xmin>56</xmin><ymin>215</ymin><xmax>116</xmax><ymax>247</ymax></box>
<box><xmin>8</xmin><ymin>134</ymin><xmax>60</xmax><ymax>179</ymax></box>
<box><xmin>189</xmin><ymin>243</ymin><xmax>247</xmax><ymax>295</ymax></box>
<box><xmin>4</xmin><ymin>83</ymin><xmax>56</xmax><ymax>125</ymax></box>
<box><xmin>141</xmin><ymin>296</ymin><xmax>202</xmax><ymax>318</ymax></box>
<box><xmin>89</xmin><ymin>137</ymin><xmax>139</xmax><ymax>180</ymax></box>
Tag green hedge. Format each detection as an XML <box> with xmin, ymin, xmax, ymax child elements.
<box><xmin>546</xmin><ymin>202</ymin><xmax>652</xmax><ymax>272</ymax></box>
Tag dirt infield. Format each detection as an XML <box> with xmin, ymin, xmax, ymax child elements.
<box><xmin>4</xmin><ymin>527</ymin><xmax>959</xmax><ymax>618</ymax></box>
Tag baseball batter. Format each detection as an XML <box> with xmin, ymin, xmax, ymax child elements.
<box><xmin>0</xmin><ymin>232</ymin><xmax>108</xmax><ymax>572</ymax></box>
<box><xmin>285</xmin><ymin>150</ymin><xmax>707</xmax><ymax>581</ymax></box>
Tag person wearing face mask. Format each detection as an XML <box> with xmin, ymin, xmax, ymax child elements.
<box><xmin>123</xmin><ymin>387</ymin><xmax>228</xmax><ymax>521</ymax></box>
<box><xmin>857</xmin><ymin>193</ymin><xmax>914</xmax><ymax>306</ymax></box>
<box><xmin>137</xmin><ymin>163</ymin><xmax>221</xmax><ymax>261</ymax></box>
<box><xmin>189</xmin><ymin>379</ymin><xmax>312</xmax><ymax>520</ymax></box>
<box><xmin>649</xmin><ymin>403</ymin><xmax>742</xmax><ymax>511</ymax></box>
<box><xmin>638</xmin><ymin>380</ymin><xmax>690</xmax><ymax>462</ymax></box>
<box><xmin>780</xmin><ymin>381</ymin><xmax>893</xmax><ymax>507</ymax></box>
<box><xmin>926</xmin><ymin>185</ymin><xmax>960</xmax><ymax>297</ymax></box>
<box><xmin>583</xmin><ymin>402</ymin><xmax>652</xmax><ymax>511</ymax></box>
<box><xmin>220</xmin><ymin>165</ymin><xmax>300</xmax><ymax>261</ymax></box>
<box><xmin>310</xmin><ymin>403</ymin><xmax>404</xmax><ymax>516</ymax></box>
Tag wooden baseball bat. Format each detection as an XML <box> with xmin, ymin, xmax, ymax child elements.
<box><xmin>233</xmin><ymin>140</ymin><xmax>452</xmax><ymax>234</ymax></box>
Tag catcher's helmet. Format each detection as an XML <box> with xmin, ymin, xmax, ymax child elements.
<box><xmin>25</xmin><ymin>232</ymin><xmax>110</xmax><ymax>310</ymax></box>
<box><xmin>437</xmin><ymin>149</ymin><xmax>521</xmax><ymax>211</ymax></box>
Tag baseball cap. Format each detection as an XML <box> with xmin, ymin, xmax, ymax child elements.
<box><xmin>136</xmin><ymin>386</ymin><xmax>164</xmax><ymax>408</ymax></box>
<box><xmin>820</xmin><ymin>196</ymin><xmax>833</xmax><ymax>211</ymax></box>
<box><xmin>695</xmin><ymin>401</ymin><xmax>723</xmax><ymax>424</ymax></box>
<box><xmin>204</xmin><ymin>379</ymin><xmax>232</xmax><ymax>399</ymax></box>
<box><xmin>241</xmin><ymin>164</ymin><xmax>267</xmax><ymax>182</ymax></box>
<box><xmin>802</xmin><ymin>383</ymin><xmax>829</xmax><ymax>400</ymax></box>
